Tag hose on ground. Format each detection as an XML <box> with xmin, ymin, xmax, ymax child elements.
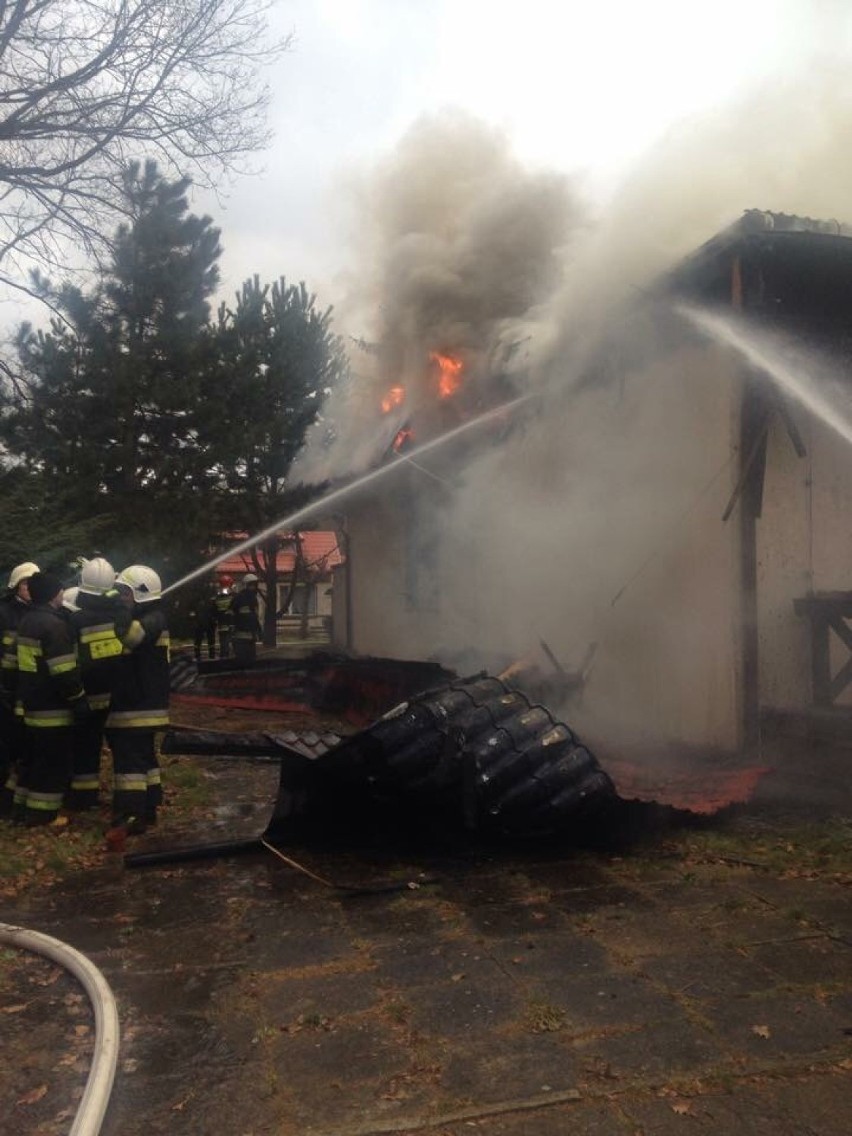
<box><xmin>0</xmin><ymin>922</ymin><xmax>120</xmax><ymax>1136</ymax></box>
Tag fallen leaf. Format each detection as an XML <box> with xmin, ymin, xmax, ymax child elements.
<box><xmin>3</xmin><ymin>1003</ymin><xmax>29</xmax><ymax>1014</ymax></box>
<box><xmin>752</xmin><ymin>1024</ymin><xmax>771</xmax><ymax>1039</ymax></box>
<box><xmin>671</xmin><ymin>1100</ymin><xmax>694</xmax><ymax>1115</ymax></box>
<box><xmin>17</xmin><ymin>1084</ymin><xmax>48</xmax><ymax>1106</ymax></box>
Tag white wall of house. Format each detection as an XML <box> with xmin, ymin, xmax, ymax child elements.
<box><xmin>343</xmin><ymin>339</ymin><xmax>747</xmax><ymax>758</ymax></box>
<box><xmin>570</xmin><ymin>343</ymin><xmax>744</xmax><ymax>757</ymax></box>
<box><xmin>757</xmin><ymin>411</ymin><xmax>852</xmax><ymax>709</ymax></box>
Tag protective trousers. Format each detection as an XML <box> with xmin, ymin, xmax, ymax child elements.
<box><xmin>218</xmin><ymin>628</ymin><xmax>232</xmax><ymax>659</ymax></box>
<box><xmin>0</xmin><ymin>704</ymin><xmax>20</xmax><ymax>816</ymax></box>
<box><xmin>194</xmin><ymin>624</ymin><xmax>215</xmax><ymax>661</ymax></box>
<box><xmin>107</xmin><ymin>728</ymin><xmax>162</xmax><ymax>826</ymax></box>
<box><xmin>232</xmin><ymin>636</ymin><xmax>256</xmax><ymax>663</ymax></box>
<box><xmin>23</xmin><ymin>726</ymin><xmax>73</xmax><ymax>826</ymax></box>
<box><xmin>68</xmin><ymin>709</ymin><xmax>108</xmax><ymax>811</ymax></box>
<box><xmin>11</xmin><ymin>719</ymin><xmax>31</xmax><ymax>821</ymax></box>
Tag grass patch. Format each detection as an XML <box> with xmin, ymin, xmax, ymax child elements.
<box><xmin>669</xmin><ymin>817</ymin><xmax>852</xmax><ymax>880</ymax></box>
<box><xmin>161</xmin><ymin>757</ymin><xmax>215</xmax><ymax>812</ymax></box>
<box><xmin>0</xmin><ymin>754</ymin><xmax>216</xmax><ymax>902</ymax></box>
<box><xmin>527</xmin><ymin>999</ymin><xmax>566</xmax><ymax>1033</ymax></box>
<box><xmin>0</xmin><ymin>829</ymin><xmax>29</xmax><ymax>882</ymax></box>
<box><xmin>0</xmin><ymin>820</ymin><xmax>106</xmax><ymax>901</ymax></box>
<box><xmin>382</xmin><ymin>996</ymin><xmax>412</xmax><ymax>1026</ymax></box>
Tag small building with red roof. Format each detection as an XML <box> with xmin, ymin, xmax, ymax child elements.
<box><xmin>216</xmin><ymin>530</ymin><xmax>343</xmax><ymax>632</ymax></box>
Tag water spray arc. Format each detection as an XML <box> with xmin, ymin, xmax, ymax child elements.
<box><xmin>163</xmin><ymin>395</ymin><xmax>531</xmax><ymax>597</ymax></box>
<box><xmin>677</xmin><ymin>304</ymin><xmax>852</xmax><ymax>449</ymax></box>
<box><xmin>606</xmin><ymin>302</ymin><xmax>852</xmax><ymax>609</ymax></box>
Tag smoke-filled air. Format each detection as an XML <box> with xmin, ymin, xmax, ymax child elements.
<box><xmin>293</xmin><ymin>109</ymin><xmax>582</xmax><ymax>482</ymax></box>
<box><xmin>292</xmin><ymin>50</ymin><xmax>852</xmax><ymax>752</ymax></box>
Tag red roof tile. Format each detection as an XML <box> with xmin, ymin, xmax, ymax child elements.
<box><xmin>215</xmin><ymin>531</ymin><xmax>343</xmax><ymax>577</ymax></box>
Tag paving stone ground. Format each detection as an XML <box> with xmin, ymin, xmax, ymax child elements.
<box><xmin>1</xmin><ymin>749</ymin><xmax>850</xmax><ymax>1136</ymax></box>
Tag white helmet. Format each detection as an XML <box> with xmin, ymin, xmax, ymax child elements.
<box><xmin>79</xmin><ymin>556</ymin><xmax>116</xmax><ymax>596</ymax></box>
<box><xmin>62</xmin><ymin>586</ymin><xmax>81</xmax><ymax>612</ymax></box>
<box><xmin>116</xmin><ymin>564</ymin><xmax>162</xmax><ymax>604</ymax></box>
<box><xmin>242</xmin><ymin>573</ymin><xmax>259</xmax><ymax>585</ymax></box>
<box><xmin>8</xmin><ymin>561</ymin><xmax>40</xmax><ymax>590</ymax></box>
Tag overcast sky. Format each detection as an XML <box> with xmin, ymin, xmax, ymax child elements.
<box><xmin>199</xmin><ymin>0</ymin><xmax>845</xmax><ymax>309</ymax></box>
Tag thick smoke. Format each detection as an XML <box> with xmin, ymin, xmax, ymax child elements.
<box><xmin>293</xmin><ymin>109</ymin><xmax>582</xmax><ymax>482</ymax></box>
<box><xmin>295</xmin><ymin>53</ymin><xmax>852</xmax><ymax>754</ymax></box>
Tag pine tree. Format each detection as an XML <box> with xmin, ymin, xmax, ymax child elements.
<box><xmin>200</xmin><ymin>276</ymin><xmax>349</xmax><ymax>642</ymax></box>
<box><xmin>2</xmin><ymin>160</ymin><xmax>221</xmax><ymax>567</ymax></box>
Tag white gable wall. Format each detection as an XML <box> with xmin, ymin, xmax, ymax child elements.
<box><xmin>343</xmin><ymin>339</ymin><xmax>747</xmax><ymax>757</ymax></box>
<box><xmin>758</xmin><ymin>410</ymin><xmax>852</xmax><ymax>710</ymax></box>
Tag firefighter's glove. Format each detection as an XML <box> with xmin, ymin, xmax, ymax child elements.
<box><xmin>72</xmin><ymin>697</ymin><xmax>95</xmax><ymax>724</ymax></box>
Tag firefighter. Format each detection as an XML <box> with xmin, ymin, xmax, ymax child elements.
<box><xmin>212</xmin><ymin>574</ymin><xmax>235</xmax><ymax>659</ymax></box>
<box><xmin>191</xmin><ymin>583</ymin><xmax>217</xmax><ymax>661</ymax></box>
<box><xmin>66</xmin><ymin>558</ymin><xmax>128</xmax><ymax>811</ymax></box>
<box><xmin>16</xmin><ymin>572</ymin><xmax>91</xmax><ymax>827</ymax></box>
<box><xmin>105</xmin><ymin>565</ymin><xmax>170</xmax><ymax>833</ymax></box>
<box><xmin>0</xmin><ymin>561</ymin><xmax>40</xmax><ymax>817</ymax></box>
<box><xmin>231</xmin><ymin>573</ymin><xmax>262</xmax><ymax>662</ymax></box>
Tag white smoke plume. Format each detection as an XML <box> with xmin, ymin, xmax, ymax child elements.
<box><xmin>294</xmin><ymin>42</ymin><xmax>852</xmax><ymax>753</ymax></box>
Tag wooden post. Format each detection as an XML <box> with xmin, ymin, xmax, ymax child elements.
<box><xmin>733</xmin><ymin>252</ymin><xmax>762</xmax><ymax>751</ymax></box>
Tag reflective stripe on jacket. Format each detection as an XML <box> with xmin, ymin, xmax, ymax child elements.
<box><xmin>106</xmin><ymin>605</ymin><xmax>170</xmax><ymax>730</ymax></box>
<box><xmin>70</xmin><ymin>593</ymin><xmax>130</xmax><ymax>708</ymax></box>
<box><xmin>16</xmin><ymin>605</ymin><xmax>85</xmax><ymax>725</ymax></box>
<box><xmin>0</xmin><ymin>594</ymin><xmax>31</xmax><ymax>696</ymax></box>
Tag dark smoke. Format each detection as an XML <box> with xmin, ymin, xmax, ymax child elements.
<box><xmin>294</xmin><ymin>109</ymin><xmax>584</xmax><ymax>481</ymax></box>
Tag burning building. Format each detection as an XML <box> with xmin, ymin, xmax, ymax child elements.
<box><xmin>326</xmin><ymin>209</ymin><xmax>852</xmax><ymax>770</ymax></box>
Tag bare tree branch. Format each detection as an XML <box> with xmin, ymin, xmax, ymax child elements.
<box><xmin>0</xmin><ymin>0</ymin><xmax>290</xmax><ymax>288</ymax></box>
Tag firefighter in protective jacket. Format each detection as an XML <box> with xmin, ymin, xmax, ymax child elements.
<box><xmin>212</xmin><ymin>574</ymin><xmax>235</xmax><ymax>658</ymax></box>
<box><xmin>105</xmin><ymin>565</ymin><xmax>170</xmax><ymax>832</ymax></box>
<box><xmin>16</xmin><ymin>572</ymin><xmax>90</xmax><ymax>826</ymax></box>
<box><xmin>231</xmin><ymin>573</ymin><xmax>262</xmax><ymax>663</ymax></box>
<box><xmin>67</xmin><ymin>557</ymin><xmax>128</xmax><ymax>810</ymax></box>
<box><xmin>0</xmin><ymin>561</ymin><xmax>39</xmax><ymax>815</ymax></box>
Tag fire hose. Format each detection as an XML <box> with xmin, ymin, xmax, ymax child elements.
<box><xmin>0</xmin><ymin>922</ymin><xmax>119</xmax><ymax>1136</ymax></box>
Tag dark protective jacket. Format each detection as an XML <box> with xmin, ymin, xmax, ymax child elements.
<box><xmin>69</xmin><ymin>591</ymin><xmax>131</xmax><ymax>711</ymax></box>
<box><xmin>106</xmin><ymin>604</ymin><xmax>170</xmax><ymax>730</ymax></box>
<box><xmin>231</xmin><ymin>587</ymin><xmax>262</xmax><ymax>642</ymax></box>
<box><xmin>16</xmin><ymin>603</ymin><xmax>86</xmax><ymax>727</ymax></box>
<box><xmin>0</xmin><ymin>593</ymin><xmax>31</xmax><ymax>702</ymax></box>
<box><xmin>212</xmin><ymin>590</ymin><xmax>234</xmax><ymax>630</ymax></box>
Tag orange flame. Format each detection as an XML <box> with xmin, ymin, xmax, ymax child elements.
<box><xmin>393</xmin><ymin>427</ymin><xmax>414</xmax><ymax>452</ymax></box>
<box><xmin>430</xmin><ymin>352</ymin><xmax>463</xmax><ymax>399</ymax></box>
<box><xmin>381</xmin><ymin>385</ymin><xmax>405</xmax><ymax>414</ymax></box>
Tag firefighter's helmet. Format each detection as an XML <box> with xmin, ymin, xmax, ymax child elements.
<box><xmin>116</xmin><ymin>564</ymin><xmax>162</xmax><ymax>604</ymax></box>
<box><xmin>79</xmin><ymin>556</ymin><xmax>116</xmax><ymax>595</ymax></box>
<box><xmin>62</xmin><ymin>586</ymin><xmax>81</xmax><ymax>612</ymax></box>
<box><xmin>242</xmin><ymin>573</ymin><xmax>259</xmax><ymax>585</ymax></box>
<box><xmin>8</xmin><ymin>562</ymin><xmax>40</xmax><ymax>590</ymax></box>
